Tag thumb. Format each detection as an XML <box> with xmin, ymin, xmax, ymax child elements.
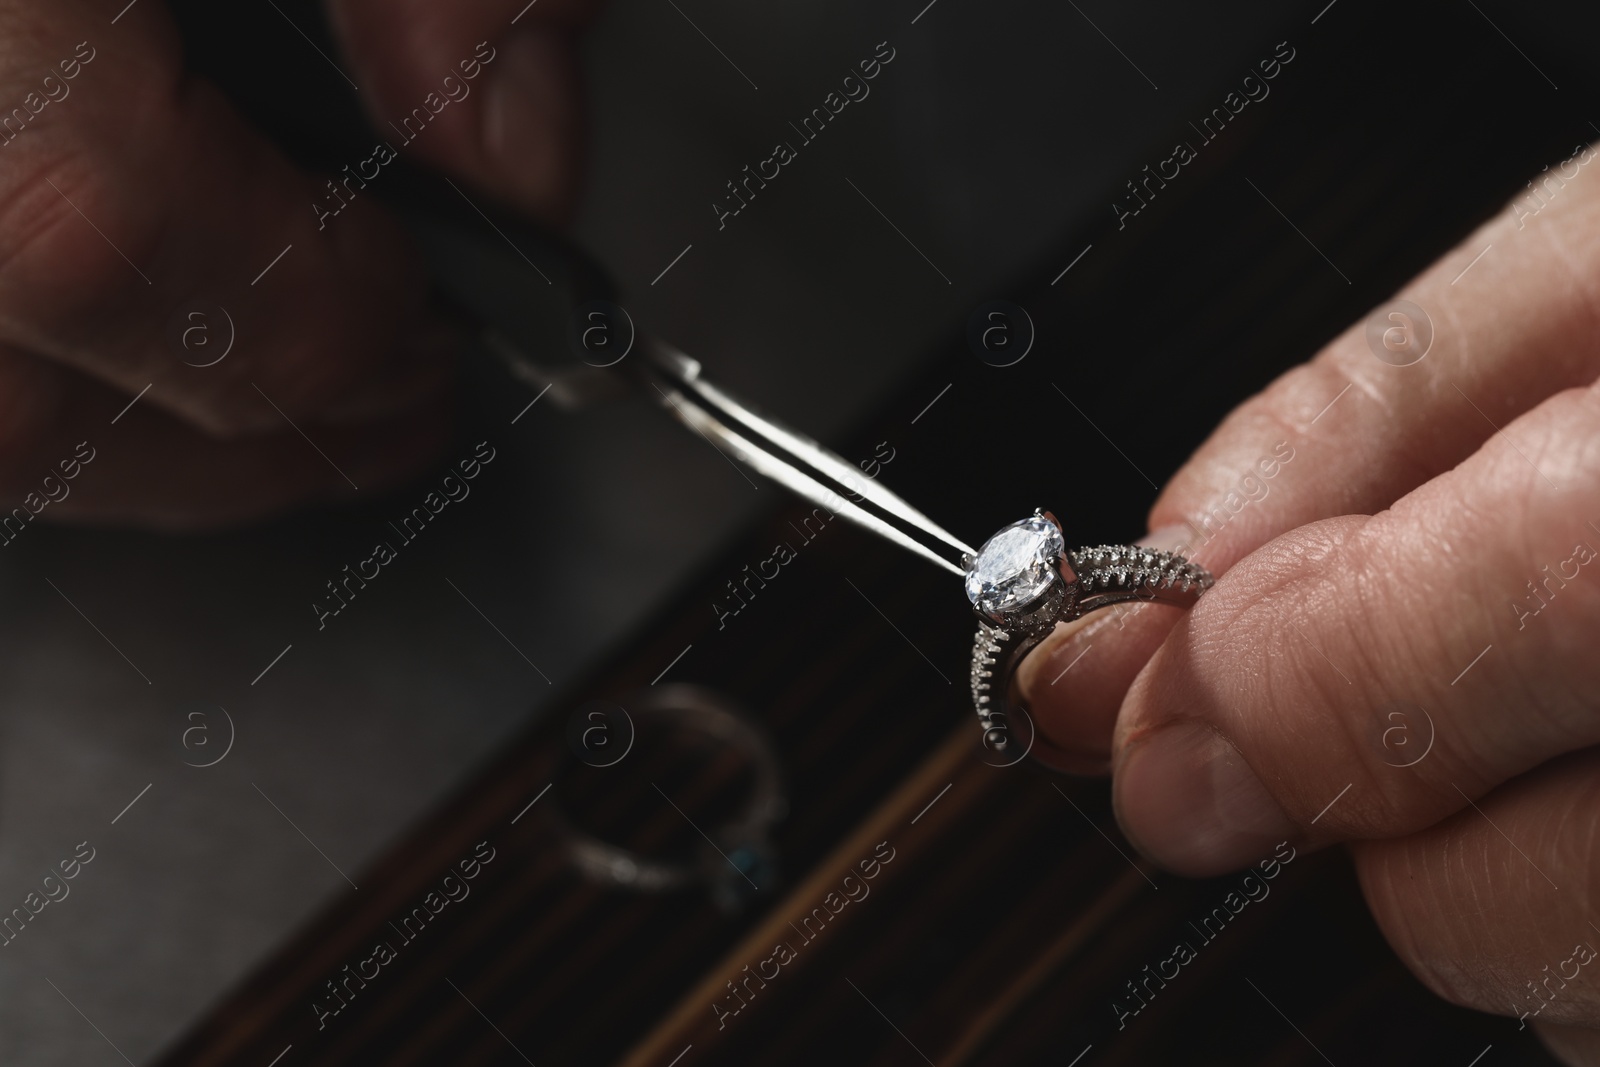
<box><xmin>329</xmin><ymin>0</ymin><xmax>599</xmax><ymax>222</ymax></box>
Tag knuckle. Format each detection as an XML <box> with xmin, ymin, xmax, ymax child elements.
<box><xmin>0</xmin><ymin>32</ymin><xmax>182</xmax><ymax>324</ymax></box>
<box><xmin>1220</xmin><ymin>519</ymin><xmax>1472</xmax><ymax>835</ymax></box>
<box><xmin>0</xmin><ymin>156</ymin><xmax>160</xmax><ymax>328</ymax></box>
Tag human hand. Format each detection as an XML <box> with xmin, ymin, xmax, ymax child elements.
<box><xmin>1017</xmin><ymin>142</ymin><xmax>1600</xmax><ymax>1059</ymax></box>
<box><xmin>0</xmin><ymin>0</ymin><xmax>591</xmax><ymax>529</ymax></box>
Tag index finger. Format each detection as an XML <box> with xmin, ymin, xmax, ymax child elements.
<box><xmin>1113</xmin><ymin>379</ymin><xmax>1600</xmax><ymax>876</ymax></box>
<box><xmin>1018</xmin><ymin>140</ymin><xmax>1600</xmax><ymax>768</ymax></box>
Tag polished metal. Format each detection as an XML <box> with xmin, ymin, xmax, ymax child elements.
<box><xmin>636</xmin><ymin>341</ymin><xmax>976</xmax><ymax>577</ymax></box>
<box><xmin>970</xmin><ymin>513</ymin><xmax>1213</xmax><ymax>754</ymax></box>
<box><xmin>488</xmin><ymin>327</ymin><xmax>1212</xmax><ymax>764</ymax></box>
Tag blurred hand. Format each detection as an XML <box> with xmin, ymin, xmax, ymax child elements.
<box><xmin>0</xmin><ymin>0</ymin><xmax>592</xmax><ymax>528</ymax></box>
<box><xmin>1019</xmin><ymin>142</ymin><xmax>1600</xmax><ymax>1060</ymax></box>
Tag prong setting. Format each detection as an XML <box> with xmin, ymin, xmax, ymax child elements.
<box><xmin>964</xmin><ymin>514</ymin><xmax>1215</xmax><ymax>760</ymax></box>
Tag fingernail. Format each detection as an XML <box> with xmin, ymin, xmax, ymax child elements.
<box><xmin>483</xmin><ymin>28</ymin><xmax>576</xmax><ymax>218</ymax></box>
<box><xmin>320</xmin><ymin>324</ymin><xmax>458</xmax><ymax>426</ymax></box>
<box><xmin>1115</xmin><ymin>721</ymin><xmax>1295</xmax><ymax>876</ymax></box>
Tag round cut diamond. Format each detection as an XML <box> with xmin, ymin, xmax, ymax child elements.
<box><xmin>964</xmin><ymin>516</ymin><xmax>1065</xmax><ymax>615</ymax></box>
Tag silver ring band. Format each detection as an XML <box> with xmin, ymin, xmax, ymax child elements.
<box><xmin>549</xmin><ymin>685</ymin><xmax>786</xmax><ymax>909</ymax></box>
<box><xmin>964</xmin><ymin>517</ymin><xmax>1213</xmax><ymax>755</ymax></box>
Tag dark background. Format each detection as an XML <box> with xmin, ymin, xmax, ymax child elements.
<box><xmin>1</xmin><ymin>0</ymin><xmax>1597</xmax><ymax>1063</ymax></box>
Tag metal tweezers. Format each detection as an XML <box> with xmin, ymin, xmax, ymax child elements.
<box><xmin>633</xmin><ymin>343</ymin><xmax>975</xmax><ymax>577</ymax></box>
<box><xmin>397</xmin><ymin>169</ymin><xmax>977</xmax><ymax>579</ymax></box>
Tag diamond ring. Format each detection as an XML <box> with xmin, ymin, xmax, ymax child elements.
<box><xmin>546</xmin><ymin>345</ymin><xmax>1211</xmax><ymax>768</ymax></box>
<box><xmin>550</xmin><ymin>684</ymin><xmax>786</xmax><ymax>912</ymax></box>
<box><xmin>965</xmin><ymin>511</ymin><xmax>1213</xmax><ymax>759</ymax></box>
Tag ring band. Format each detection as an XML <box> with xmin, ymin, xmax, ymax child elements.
<box><xmin>550</xmin><ymin>684</ymin><xmax>786</xmax><ymax>909</ymax></box>
<box><xmin>965</xmin><ymin>512</ymin><xmax>1213</xmax><ymax>755</ymax></box>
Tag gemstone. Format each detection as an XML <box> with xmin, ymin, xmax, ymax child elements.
<box><xmin>964</xmin><ymin>516</ymin><xmax>1065</xmax><ymax>615</ymax></box>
